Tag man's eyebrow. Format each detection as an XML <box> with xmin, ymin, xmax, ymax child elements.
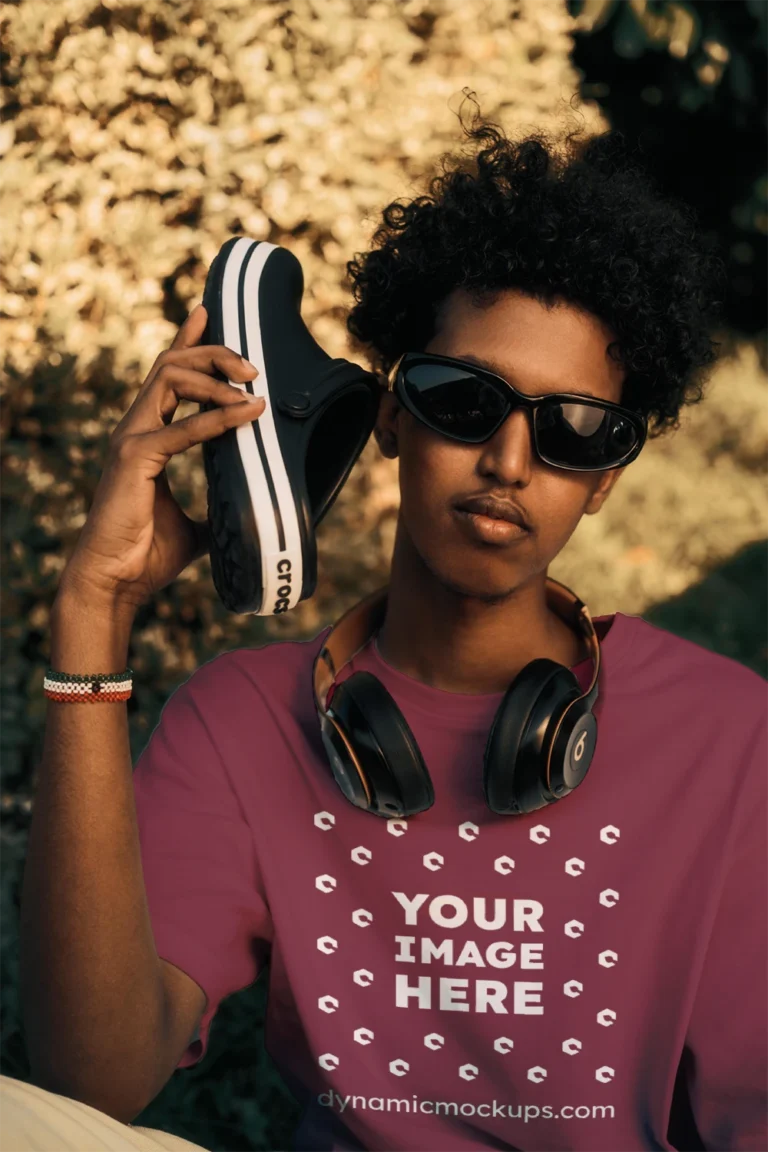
<box><xmin>456</xmin><ymin>352</ymin><xmax>600</xmax><ymax>400</ymax></box>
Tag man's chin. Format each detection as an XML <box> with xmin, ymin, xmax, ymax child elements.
<box><xmin>419</xmin><ymin>552</ymin><xmax>523</xmax><ymax>605</ymax></box>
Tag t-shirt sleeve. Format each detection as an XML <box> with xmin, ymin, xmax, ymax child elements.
<box><xmin>131</xmin><ymin>655</ymin><xmax>272</xmax><ymax>1069</ymax></box>
<box><xmin>684</xmin><ymin>702</ymin><xmax>768</xmax><ymax>1150</ymax></box>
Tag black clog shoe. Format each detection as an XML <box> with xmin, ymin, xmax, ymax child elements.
<box><xmin>200</xmin><ymin>236</ymin><xmax>381</xmax><ymax>615</ymax></box>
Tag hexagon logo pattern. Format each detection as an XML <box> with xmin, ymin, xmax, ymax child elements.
<box><xmin>307</xmin><ymin>814</ymin><xmax>624</xmax><ymax>1094</ymax></box>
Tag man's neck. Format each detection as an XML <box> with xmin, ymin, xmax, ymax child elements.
<box><xmin>374</xmin><ymin>520</ymin><xmax>586</xmax><ymax>695</ymax></box>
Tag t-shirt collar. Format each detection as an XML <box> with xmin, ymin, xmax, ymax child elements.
<box><xmin>341</xmin><ymin>613</ymin><xmax>631</xmax><ymax>729</ymax></box>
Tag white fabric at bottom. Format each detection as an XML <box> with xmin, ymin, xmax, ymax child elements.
<box><xmin>0</xmin><ymin>1074</ymin><xmax>208</xmax><ymax>1152</ymax></box>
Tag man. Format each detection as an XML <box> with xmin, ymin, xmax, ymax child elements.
<box><xmin>126</xmin><ymin>118</ymin><xmax>766</xmax><ymax>1150</ymax></box>
<box><xmin>17</xmin><ymin>107</ymin><xmax>767</xmax><ymax>1152</ymax></box>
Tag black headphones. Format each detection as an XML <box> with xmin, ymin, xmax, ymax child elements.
<box><xmin>313</xmin><ymin>576</ymin><xmax>603</xmax><ymax>818</ymax></box>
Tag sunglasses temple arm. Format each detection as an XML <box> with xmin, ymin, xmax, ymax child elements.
<box><xmin>386</xmin><ymin>353</ymin><xmax>406</xmax><ymax>391</ymax></box>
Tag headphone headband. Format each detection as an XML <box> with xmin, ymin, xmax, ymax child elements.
<box><xmin>313</xmin><ymin>576</ymin><xmax>601</xmax><ymax>719</ymax></box>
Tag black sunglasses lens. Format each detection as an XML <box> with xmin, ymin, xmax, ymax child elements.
<box><xmin>536</xmin><ymin>402</ymin><xmax>640</xmax><ymax>468</ymax></box>
<box><xmin>402</xmin><ymin>363</ymin><xmax>507</xmax><ymax>441</ymax></box>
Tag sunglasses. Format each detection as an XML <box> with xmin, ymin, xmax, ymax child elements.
<box><xmin>386</xmin><ymin>352</ymin><xmax>647</xmax><ymax>472</ymax></box>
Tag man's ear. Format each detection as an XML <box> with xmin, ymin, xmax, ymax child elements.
<box><xmin>584</xmin><ymin>465</ymin><xmax>626</xmax><ymax>516</ymax></box>
<box><xmin>373</xmin><ymin>389</ymin><xmax>400</xmax><ymax>459</ymax></box>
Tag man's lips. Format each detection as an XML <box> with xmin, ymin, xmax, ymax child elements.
<box><xmin>454</xmin><ymin>495</ymin><xmax>531</xmax><ymax>530</ymax></box>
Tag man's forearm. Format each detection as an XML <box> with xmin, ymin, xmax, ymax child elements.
<box><xmin>19</xmin><ymin>587</ymin><xmax>170</xmax><ymax>1121</ymax></box>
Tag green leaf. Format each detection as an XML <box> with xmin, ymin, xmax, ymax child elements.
<box><xmin>612</xmin><ymin>2</ymin><xmax>650</xmax><ymax>59</ymax></box>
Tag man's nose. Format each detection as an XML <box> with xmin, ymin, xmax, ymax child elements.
<box><xmin>476</xmin><ymin>407</ymin><xmax>536</xmax><ymax>479</ymax></box>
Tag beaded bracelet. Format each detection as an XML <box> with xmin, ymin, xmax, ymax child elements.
<box><xmin>43</xmin><ymin>668</ymin><xmax>133</xmax><ymax>703</ymax></box>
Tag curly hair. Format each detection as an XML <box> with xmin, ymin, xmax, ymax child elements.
<box><xmin>345</xmin><ymin>90</ymin><xmax>728</xmax><ymax>440</ymax></box>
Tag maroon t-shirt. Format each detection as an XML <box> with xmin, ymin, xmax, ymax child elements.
<box><xmin>132</xmin><ymin>610</ymin><xmax>767</xmax><ymax>1151</ymax></box>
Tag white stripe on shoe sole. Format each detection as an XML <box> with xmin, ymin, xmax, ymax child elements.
<box><xmin>220</xmin><ymin>237</ymin><xmax>304</xmax><ymax>615</ymax></box>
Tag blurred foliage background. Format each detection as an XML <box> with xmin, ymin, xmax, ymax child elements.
<box><xmin>568</xmin><ymin>0</ymin><xmax>767</xmax><ymax>335</ymax></box>
<box><xmin>1</xmin><ymin>0</ymin><xmax>766</xmax><ymax>1149</ymax></box>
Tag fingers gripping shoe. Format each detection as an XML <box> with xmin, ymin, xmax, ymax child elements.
<box><xmin>200</xmin><ymin>236</ymin><xmax>381</xmax><ymax>616</ymax></box>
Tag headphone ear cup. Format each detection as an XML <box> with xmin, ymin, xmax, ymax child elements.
<box><xmin>333</xmin><ymin>671</ymin><xmax>435</xmax><ymax>815</ymax></box>
<box><xmin>484</xmin><ymin>659</ymin><xmax>581</xmax><ymax>815</ymax></box>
